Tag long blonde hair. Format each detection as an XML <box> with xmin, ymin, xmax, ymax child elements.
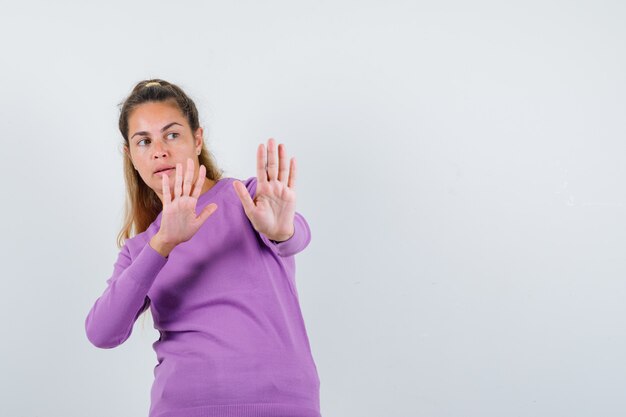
<box><xmin>116</xmin><ymin>79</ymin><xmax>223</xmax><ymax>326</ymax></box>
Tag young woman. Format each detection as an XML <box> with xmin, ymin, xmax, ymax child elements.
<box><xmin>85</xmin><ymin>79</ymin><xmax>321</xmax><ymax>417</ymax></box>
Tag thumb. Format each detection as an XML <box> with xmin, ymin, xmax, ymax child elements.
<box><xmin>233</xmin><ymin>181</ymin><xmax>256</xmax><ymax>216</ymax></box>
<box><xmin>196</xmin><ymin>203</ymin><xmax>218</xmax><ymax>226</ymax></box>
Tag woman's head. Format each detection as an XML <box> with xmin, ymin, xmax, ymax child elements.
<box><xmin>119</xmin><ymin>79</ymin><xmax>201</xmax><ymax>144</ymax></box>
<box><xmin>116</xmin><ymin>79</ymin><xmax>222</xmax><ymax>247</ymax></box>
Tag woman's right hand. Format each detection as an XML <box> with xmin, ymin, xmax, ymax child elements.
<box><xmin>150</xmin><ymin>158</ymin><xmax>218</xmax><ymax>257</ymax></box>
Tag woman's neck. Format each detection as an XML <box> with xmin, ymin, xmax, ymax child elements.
<box><xmin>200</xmin><ymin>178</ymin><xmax>216</xmax><ymax>195</ymax></box>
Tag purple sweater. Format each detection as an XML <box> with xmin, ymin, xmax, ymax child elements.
<box><xmin>85</xmin><ymin>176</ymin><xmax>321</xmax><ymax>417</ymax></box>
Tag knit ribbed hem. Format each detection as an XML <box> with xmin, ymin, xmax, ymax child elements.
<box><xmin>152</xmin><ymin>403</ymin><xmax>321</xmax><ymax>417</ymax></box>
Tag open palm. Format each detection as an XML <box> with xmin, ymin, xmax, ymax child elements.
<box><xmin>233</xmin><ymin>138</ymin><xmax>297</xmax><ymax>242</ymax></box>
<box><xmin>159</xmin><ymin>159</ymin><xmax>218</xmax><ymax>245</ymax></box>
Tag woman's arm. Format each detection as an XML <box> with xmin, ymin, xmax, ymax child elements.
<box><xmin>86</xmin><ymin>158</ymin><xmax>218</xmax><ymax>348</ymax></box>
<box><xmin>84</xmin><ymin>241</ymin><xmax>168</xmax><ymax>349</ymax></box>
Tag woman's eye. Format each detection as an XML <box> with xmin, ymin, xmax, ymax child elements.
<box><xmin>138</xmin><ymin>138</ymin><xmax>149</xmax><ymax>146</ymax></box>
<box><xmin>166</xmin><ymin>132</ymin><xmax>179</xmax><ymax>140</ymax></box>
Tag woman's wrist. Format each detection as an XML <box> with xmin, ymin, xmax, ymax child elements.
<box><xmin>268</xmin><ymin>225</ymin><xmax>295</xmax><ymax>243</ymax></box>
<box><xmin>149</xmin><ymin>233</ymin><xmax>177</xmax><ymax>258</ymax></box>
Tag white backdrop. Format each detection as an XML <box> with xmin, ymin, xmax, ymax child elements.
<box><xmin>1</xmin><ymin>1</ymin><xmax>625</xmax><ymax>416</ymax></box>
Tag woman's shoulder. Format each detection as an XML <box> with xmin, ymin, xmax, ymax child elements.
<box><xmin>240</xmin><ymin>176</ymin><xmax>258</xmax><ymax>193</ymax></box>
<box><xmin>211</xmin><ymin>176</ymin><xmax>258</xmax><ymax>203</ymax></box>
<box><xmin>218</xmin><ymin>176</ymin><xmax>256</xmax><ymax>187</ymax></box>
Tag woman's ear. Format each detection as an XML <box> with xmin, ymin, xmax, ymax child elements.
<box><xmin>194</xmin><ymin>127</ymin><xmax>204</xmax><ymax>153</ymax></box>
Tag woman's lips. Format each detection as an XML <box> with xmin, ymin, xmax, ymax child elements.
<box><xmin>155</xmin><ymin>168</ymin><xmax>174</xmax><ymax>175</ymax></box>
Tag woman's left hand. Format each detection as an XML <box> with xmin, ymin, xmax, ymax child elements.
<box><xmin>233</xmin><ymin>138</ymin><xmax>297</xmax><ymax>242</ymax></box>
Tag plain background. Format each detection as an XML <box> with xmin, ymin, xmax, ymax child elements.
<box><xmin>1</xmin><ymin>1</ymin><xmax>625</xmax><ymax>416</ymax></box>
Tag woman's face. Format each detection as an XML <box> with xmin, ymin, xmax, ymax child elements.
<box><xmin>125</xmin><ymin>100</ymin><xmax>205</xmax><ymax>202</ymax></box>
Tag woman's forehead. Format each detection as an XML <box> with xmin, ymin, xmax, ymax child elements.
<box><xmin>129</xmin><ymin>101</ymin><xmax>187</xmax><ymax>130</ymax></box>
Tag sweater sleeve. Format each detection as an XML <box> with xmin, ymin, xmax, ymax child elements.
<box><xmin>84</xmin><ymin>240</ymin><xmax>168</xmax><ymax>349</ymax></box>
<box><xmin>243</xmin><ymin>176</ymin><xmax>312</xmax><ymax>257</ymax></box>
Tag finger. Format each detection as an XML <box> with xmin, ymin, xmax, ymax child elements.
<box><xmin>233</xmin><ymin>181</ymin><xmax>256</xmax><ymax>215</ymax></box>
<box><xmin>183</xmin><ymin>158</ymin><xmax>194</xmax><ymax>196</ymax></box>
<box><xmin>266</xmin><ymin>138</ymin><xmax>278</xmax><ymax>181</ymax></box>
<box><xmin>277</xmin><ymin>143</ymin><xmax>289</xmax><ymax>185</ymax></box>
<box><xmin>192</xmin><ymin>164</ymin><xmax>206</xmax><ymax>200</ymax></box>
<box><xmin>162</xmin><ymin>172</ymin><xmax>172</xmax><ymax>207</ymax></box>
<box><xmin>256</xmin><ymin>142</ymin><xmax>267</xmax><ymax>184</ymax></box>
<box><xmin>196</xmin><ymin>202</ymin><xmax>218</xmax><ymax>225</ymax></box>
<box><xmin>287</xmin><ymin>157</ymin><xmax>296</xmax><ymax>190</ymax></box>
<box><xmin>174</xmin><ymin>162</ymin><xmax>183</xmax><ymax>198</ymax></box>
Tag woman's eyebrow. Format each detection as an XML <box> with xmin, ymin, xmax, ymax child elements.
<box><xmin>131</xmin><ymin>122</ymin><xmax>184</xmax><ymax>140</ymax></box>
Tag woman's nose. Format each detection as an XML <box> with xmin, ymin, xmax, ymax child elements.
<box><xmin>152</xmin><ymin>140</ymin><xmax>168</xmax><ymax>157</ymax></box>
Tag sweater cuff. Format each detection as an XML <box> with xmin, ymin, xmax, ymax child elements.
<box><xmin>260</xmin><ymin>213</ymin><xmax>311</xmax><ymax>257</ymax></box>
<box><xmin>127</xmin><ymin>241</ymin><xmax>169</xmax><ymax>289</ymax></box>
